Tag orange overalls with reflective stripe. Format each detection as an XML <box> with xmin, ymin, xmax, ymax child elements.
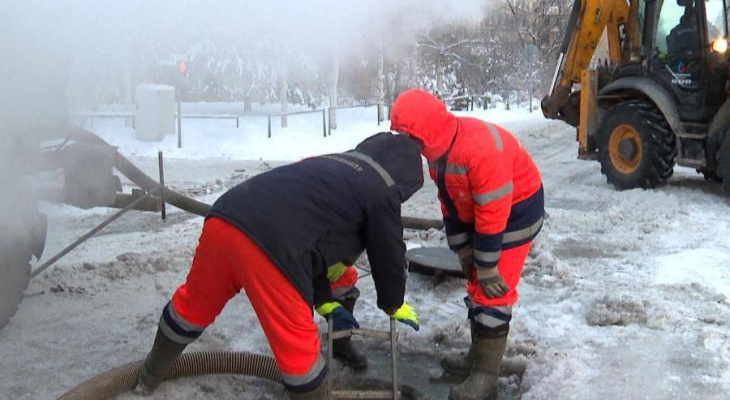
<box><xmin>391</xmin><ymin>89</ymin><xmax>544</xmax><ymax>334</ymax></box>
<box><xmin>165</xmin><ymin>217</ymin><xmax>326</xmax><ymax>393</ymax></box>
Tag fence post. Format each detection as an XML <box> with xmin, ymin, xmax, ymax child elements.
<box><xmin>327</xmin><ymin>108</ymin><xmax>331</xmax><ymax>137</ymax></box>
<box><xmin>236</xmin><ymin>116</ymin><xmax>239</xmax><ymax>129</ymax></box>
<box><xmin>322</xmin><ymin>109</ymin><xmax>327</xmax><ymax>137</ymax></box>
<box><xmin>177</xmin><ymin>98</ymin><xmax>182</xmax><ymax>148</ymax></box>
<box><xmin>377</xmin><ymin>104</ymin><xmax>381</xmax><ymax>126</ymax></box>
<box><xmin>268</xmin><ymin>115</ymin><xmax>272</xmax><ymax>138</ymax></box>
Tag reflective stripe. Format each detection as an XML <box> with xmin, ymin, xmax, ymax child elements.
<box><xmin>475</xmin><ymin>313</ymin><xmax>509</xmax><ymax>328</ymax></box>
<box><xmin>326</xmin><ymin>262</ymin><xmax>348</xmax><ymax>283</ymax></box>
<box><xmin>346</xmin><ymin>151</ymin><xmax>395</xmax><ymax>187</ymax></box>
<box><xmin>331</xmin><ymin>286</ymin><xmax>360</xmax><ymax>302</ymax></box>
<box><xmin>484</xmin><ymin>122</ymin><xmax>503</xmax><ymax>151</ymax></box>
<box><xmin>447</xmin><ymin>232</ymin><xmax>469</xmax><ymax>247</ymax></box>
<box><xmin>474</xmin><ymin>305</ymin><xmax>512</xmax><ymax>328</ymax></box>
<box><xmin>473</xmin><ymin>181</ymin><xmax>513</xmax><ymax>205</ymax></box>
<box><xmin>281</xmin><ymin>353</ymin><xmax>326</xmax><ymax>387</ymax></box>
<box><xmin>503</xmin><ymin>216</ymin><xmax>543</xmax><ymax>244</ymax></box>
<box><xmin>474</xmin><ymin>249</ymin><xmax>501</xmax><ymax>263</ymax></box>
<box><xmin>445</xmin><ymin>164</ymin><xmax>468</xmax><ymax>175</ymax></box>
<box><xmin>168</xmin><ymin>301</ymin><xmax>207</xmax><ymax>332</ymax></box>
<box><xmin>159</xmin><ymin>302</ymin><xmax>206</xmax><ymax>345</ymax></box>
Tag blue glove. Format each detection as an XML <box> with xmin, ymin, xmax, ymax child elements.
<box><xmin>315</xmin><ymin>301</ymin><xmax>360</xmax><ymax>331</ymax></box>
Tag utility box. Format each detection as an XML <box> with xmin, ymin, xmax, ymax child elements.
<box><xmin>135</xmin><ymin>84</ymin><xmax>175</xmax><ymax>141</ymax></box>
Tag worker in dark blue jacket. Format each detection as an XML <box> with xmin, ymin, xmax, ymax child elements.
<box><xmin>135</xmin><ymin>132</ymin><xmax>423</xmax><ymax>399</ymax></box>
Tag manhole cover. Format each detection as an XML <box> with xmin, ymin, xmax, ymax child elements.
<box><xmin>406</xmin><ymin>247</ymin><xmax>464</xmax><ymax>278</ymax></box>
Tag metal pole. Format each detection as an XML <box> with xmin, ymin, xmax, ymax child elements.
<box><xmin>390</xmin><ymin>319</ymin><xmax>398</xmax><ymax>400</ymax></box>
<box><xmin>377</xmin><ymin>104</ymin><xmax>381</xmax><ymax>126</ymax></box>
<box><xmin>268</xmin><ymin>115</ymin><xmax>272</xmax><ymax>138</ymax></box>
<box><xmin>158</xmin><ymin>151</ymin><xmax>166</xmax><ymax>221</ymax></box>
<box><xmin>327</xmin><ymin>108</ymin><xmax>331</xmax><ymax>137</ymax></box>
<box><xmin>327</xmin><ymin>316</ymin><xmax>334</xmax><ymax>396</ymax></box>
<box><xmin>322</xmin><ymin>109</ymin><xmax>327</xmax><ymax>137</ymax></box>
<box><xmin>177</xmin><ymin>97</ymin><xmax>182</xmax><ymax>148</ymax></box>
<box><xmin>236</xmin><ymin>116</ymin><xmax>239</xmax><ymax>128</ymax></box>
<box><xmin>30</xmin><ymin>189</ymin><xmax>157</xmax><ymax>279</ymax></box>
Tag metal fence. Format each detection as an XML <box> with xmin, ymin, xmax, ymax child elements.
<box><xmin>75</xmin><ymin>103</ymin><xmax>392</xmax><ymax>145</ymax></box>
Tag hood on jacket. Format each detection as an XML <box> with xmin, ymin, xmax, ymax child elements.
<box><xmin>390</xmin><ymin>89</ymin><xmax>458</xmax><ymax>162</ymax></box>
<box><xmin>354</xmin><ymin>132</ymin><xmax>424</xmax><ymax>202</ymax></box>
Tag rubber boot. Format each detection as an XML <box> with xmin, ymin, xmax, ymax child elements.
<box><xmin>134</xmin><ymin>328</ymin><xmax>188</xmax><ymax>395</ymax></box>
<box><xmin>440</xmin><ymin>321</ymin><xmax>476</xmax><ymax>376</ymax></box>
<box><xmin>333</xmin><ymin>297</ymin><xmax>368</xmax><ymax>370</ymax></box>
<box><xmin>288</xmin><ymin>378</ymin><xmax>330</xmax><ymax>400</ymax></box>
<box><xmin>448</xmin><ymin>334</ymin><xmax>507</xmax><ymax>400</ymax></box>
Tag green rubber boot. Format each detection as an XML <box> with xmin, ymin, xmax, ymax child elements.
<box><xmin>440</xmin><ymin>321</ymin><xmax>476</xmax><ymax>376</ymax></box>
<box><xmin>448</xmin><ymin>334</ymin><xmax>507</xmax><ymax>400</ymax></box>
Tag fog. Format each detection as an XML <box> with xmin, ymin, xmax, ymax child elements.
<box><xmin>0</xmin><ymin>0</ymin><xmax>486</xmax><ymax>242</ymax></box>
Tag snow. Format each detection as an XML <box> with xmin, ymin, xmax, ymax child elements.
<box><xmin>2</xmin><ymin>103</ymin><xmax>730</xmax><ymax>399</ymax></box>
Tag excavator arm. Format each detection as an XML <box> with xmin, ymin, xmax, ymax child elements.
<box><xmin>541</xmin><ymin>0</ymin><xmax>632</xmax><ymax>127</ymax></box>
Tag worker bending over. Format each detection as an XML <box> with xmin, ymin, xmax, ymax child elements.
<box><xmin>134</xmin><ymin>132</ymin><xmax>423</xmax><ymax>399</ymax></box>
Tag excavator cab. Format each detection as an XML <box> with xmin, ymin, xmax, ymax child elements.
<box><xmin>542</xmin><ymin>0</ymin><xmax>730</xmax><ymax>193</ymax></box>
<box><xmin>651</xmin><ymin>0</ymin><xmax>728</xmax><ymax>119</ymax></box>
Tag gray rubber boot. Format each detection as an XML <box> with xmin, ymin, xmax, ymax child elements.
<box><xmin>288</xmin><ymin>379</ymin><xmax>330</xmax><ymax>400</ymax></box>
<box><xmin>134</xmin><ymin>328</ymin><xmax>188</xmax><ymax>395</ymax></box>
<box><xmin>440</xmin><ymin>321</ymin><xmax>476</xmax><ymax>375</ymax></box>
<box><xmin>448</xmin><ymin>334</ymin><xmax>507</xmax><ymax>400</ymax></box>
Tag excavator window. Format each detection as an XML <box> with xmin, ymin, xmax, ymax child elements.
<box><xmin>704</xmin><ymin>0</ymin><xmax>728</xmax><ymax>41</ymax></box>
<box><xmin>658</xmin><ymin>0</ymin><xmax>700</xmax><ymax>59</ymax></box>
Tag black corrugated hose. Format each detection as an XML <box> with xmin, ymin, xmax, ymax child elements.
<box><xmin>58</xmin><ymin>351</ymin><xmax>281</xmax><ymax>400</ymax></box>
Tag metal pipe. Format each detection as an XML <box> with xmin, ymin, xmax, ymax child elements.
<box><xmin>158</xmin><ymin>151</ymin><xmax>166</xmax><ymax>221</ymax></box>
<box><xmin>30</xmin><ymin>190</ymin><xmax>156</xmax><ymax>279</ymax></box>
<box><xmin>327</xmin><ymin>315</ymin><xmax>334</xmax><ymax>396</ymax></box>
<box><xmin>390</xmin><ymin>319</ymin><xmax>398</xmax><ymax>400</ymax></box>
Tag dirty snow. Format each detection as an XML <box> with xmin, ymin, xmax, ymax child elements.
<box><xmin>1</xmin><ymin>105</ymin><xmax>729</xmax><ymax>399</ymax></box>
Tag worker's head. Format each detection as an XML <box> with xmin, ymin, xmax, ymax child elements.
<box><xmin>390</xmin><ymin>89</ymin><xmax>458</xmax><ymax>162</ymax></box>
<box><xmin>353</xmin><ymin>132</ymin><xmax>424</xmax><ymax>202</ymax></box>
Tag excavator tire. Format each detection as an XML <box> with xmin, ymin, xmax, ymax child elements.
<box><xmin>718</xmin><ymin>131</ymin><xmax>730</xmax><ymax>195</ymax></box>
<box><xmin>597</xmin><ymin>100</ymin><xmax>676</xmax><ymax>190</ymax></box>
<box><xmin>0</xmin><ymin>236</ymin><xmax>33</xmax><ymax>330</ymax></box>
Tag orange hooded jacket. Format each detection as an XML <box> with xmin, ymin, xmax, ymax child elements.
<box><xmin>391</xmin><ymin>89</ymin><xmax>544</xmax><ymax>268</ymax></box>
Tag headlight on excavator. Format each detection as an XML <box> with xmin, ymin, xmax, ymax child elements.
<box><xmin>712</xmin><ymin>37</ymin><xmax>728</xmax><ymax>54</ymax></box>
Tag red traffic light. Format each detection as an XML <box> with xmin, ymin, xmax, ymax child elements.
<box><xmin>178</xmin><ymin>61</ymin><xmax>187</xmax><ymax>75</ymax></box>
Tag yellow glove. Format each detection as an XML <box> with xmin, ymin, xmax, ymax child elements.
<box><xmin>315</xmin><ymin>301</ymin><xmax>359</xmax><ymax>331</ymax></box>
<box><xmin>387</xmin><ymin>302</ymin><xmax>420</xmax><ymax>331</ymax></box>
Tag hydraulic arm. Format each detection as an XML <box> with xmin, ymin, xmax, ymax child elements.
<box><xmin>541</xmin><ymin>0</ymin><xmax>631</xmax><ymax>126</ymax></box>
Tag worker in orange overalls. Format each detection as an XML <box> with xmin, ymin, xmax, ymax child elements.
<box><xmin>391</xmin><ymin>89</ymin><xmax>544</xmax><ymax>400</ymax></box>
<box><xmin>134</xmin><ymin>132</ymin><xmax>422</xmax><ymax>399</ymax></box>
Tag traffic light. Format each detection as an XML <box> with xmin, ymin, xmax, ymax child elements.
<box><xmin>177</xmin><ymin>60</ymin><xmax>187</xmax><ymax>75</ymax></box>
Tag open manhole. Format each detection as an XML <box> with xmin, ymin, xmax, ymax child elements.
<box><xmin>329</xmin><ymin>343</ymin><xmax>522</xmax><ymax>399</ymax></box>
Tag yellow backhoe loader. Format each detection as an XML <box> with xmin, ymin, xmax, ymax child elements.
<box><xmin>542</xmin><ymin>0</ymin><xmax>730</xmax><ymax>193</ymax></box>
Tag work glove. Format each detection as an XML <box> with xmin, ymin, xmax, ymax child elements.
<box><xmin>387</xmin><ymin>302</ymin><xmax>420</xmax><ymax>331</ymax></box>
<box><xmin>456</xmin><ymin>246</ymin><xmax>474</xmax><ymax>279</ymax></box>
<box><xmin>476</xmin><ymin>267</ymin><xmax>510</xmax><ymax>299</ymax></box>
<box><xmin>315</xmin><ymin>301</ymin><xmax>360</xmax><ymax>331</ymax></box>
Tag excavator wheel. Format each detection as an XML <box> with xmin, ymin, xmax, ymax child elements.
<box><xmin>0</xmin><ymin>236</ymin><xmax>33</xmax><ymax>330</ymax></box>
<box><xmin>718</xmin><ymin>131</ymin><xmax>730</xmax><ymax>195</ymax></box>
<box><xmin>597</xmin><ymin>100</ymin><xmax>676</xmax><ymax>190</ymax></box>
